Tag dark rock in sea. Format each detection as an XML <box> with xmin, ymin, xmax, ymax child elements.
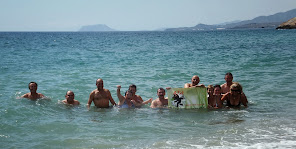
<box><xmin>78</xmin><ymin>24</ymin><xmax>116</xmax><ymax>32</ymax></box>
<box><xmin>276</xmin><ymin>17</ymin><xmax>296</xmax><ymax>29</ymax></box>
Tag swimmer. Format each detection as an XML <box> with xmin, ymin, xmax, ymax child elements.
<box><xmin>184</xmin><ymin>75</ymin><xmax>205</xmax><ymax>88</ymax></box>
<box><xmin>213</xmin><ymin>85</ymin><xmax>223</xmax><ymax>108</ymax></box>
<box><xmin>129</xmin><ymin>84</ymin><xmax>144</xmax><ymax>105</ymax></box>
<box><xmin>117</xmin><ymin>85</ymin><xmax>134</xmax><ymax>108</ymax></box>
<box><xmin>87</xmin><ymin>79</ymin><xmax>116</xmax><ymax>108</ymax></box>
<box><xmin>207</xmin><ymin>85</ymin><xmax>215</xmax><ymax>108</ymax></box>
<box><xmin>221</xmin><ymin>72</ymin><xmax>233</xmax><ymax>94</ymax></box>
<box><xmin>150</xmin><ymin>88</ymin><xmax>168</xmax><ymax>108</ymax></box>
<box><xmin>221</xmin><ymin>82</ymin><xmax>248</xmax><ymax>108</ymax></box>
<box><xmin>117</xmin><ymin>85</ymin><xmax>152</xmax><ymax>108</ymax></box>
<box><xmin>21</xmin><ymin>82</ymin><xmax>45</xmax><ymax>100</ymax></box>
<box><xmin>62</xmin><ymin>90</ymin><xmax>80</xmax><ymax>105</ymax></box>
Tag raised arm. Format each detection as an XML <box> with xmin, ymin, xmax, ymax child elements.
<box><xmin>142</xmin><ymin>98</ymin><xmax>152</xmax><ymax>105</ymax></box>
<box><xmin>116</xmin><ymin>85</ymin><xmax>125</xmax><ymax>106</ymax></box>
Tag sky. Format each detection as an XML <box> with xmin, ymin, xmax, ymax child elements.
<box><xmin>0</xmin><ymin>0</ymin><xmax>295</xmax><ymax>31</ymax></box>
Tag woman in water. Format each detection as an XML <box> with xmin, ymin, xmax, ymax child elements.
<box><xmin>117</xmin><ymin>85</ymin><xmax>135</xmax><ymax>108</ymax></box>
<box><xmin>221</xmin><ymin>82</ymin><xmax>248</xmax><ymax>108</ymax></box>
<box><xmin>116</xmin><ymin>85</ymin><xmax>152</xmax><ymax>108</ymax></box>
<box><xmin>208</xmin><ymin>85</ymin><xmax>224</xmax><ymax>109</ymax></box>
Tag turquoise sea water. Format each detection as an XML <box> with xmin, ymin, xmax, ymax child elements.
<box><xmin>1</xmin><ymin>30</ymin><xmax>296</xmax><ymax>148</ymax></box>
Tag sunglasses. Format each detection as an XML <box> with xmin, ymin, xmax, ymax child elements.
<box><xmin>231</xmin><ymin>89</ymin><xmax>240</xmax><ymax>92</ymax></box>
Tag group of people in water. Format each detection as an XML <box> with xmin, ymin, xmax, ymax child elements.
<box><xmin>21</xmin><ymin>72</ymin><xmax>248</xmax><ymax>109</ymax></box>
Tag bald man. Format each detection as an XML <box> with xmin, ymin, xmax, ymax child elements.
<box><xmin>62</xmin><ymin>90</ymin><xmax>80</xmax><ymax>105</ymax></box>
<box><xmin>184</xmin><ymin>75</ymin><xmax>205</xmax><ymax>88</ymax></box>
<box><xmin>87</xmin><ymin>79</ymin><xmax>116</xmax><ymax>108</ymax></box>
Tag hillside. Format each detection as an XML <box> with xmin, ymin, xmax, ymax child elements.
<box><xmin>165</xmin><ymin>8</ymin><xmax>296</xmax><ymax>31</ymax></box>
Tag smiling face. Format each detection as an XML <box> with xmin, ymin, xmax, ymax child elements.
<box><xmin>230</xmin><ymin>83</ymin><xmax>242</xmax><ymax>95</ymax></box>
<box><xmin>191</xmin><ymin>75</ymin><xmax>200</xmax><ymax>86</ymax></box>
<box><xmin>207</xmin><ymin>87</ymin><xmax>214</xmax><ymax>95</ymax></box>
<box><xmin>29</xmin><ymin>82</ymin><xmax>38</xmax><ymax>93</ymax></box>
<box><xmin>214</xmin><ymin>87</ymin><xmax>221</xmax><ymax>95</ymax></box>
<box><xmin>157</xmin><ymin>88</ymin><xmax>165</xmax><ymax>98</ymax></box>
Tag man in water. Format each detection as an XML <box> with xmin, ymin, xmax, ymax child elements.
<box><xmin>87</xmin><ymin>78</ymin><xmax>116</xmax><ymax>108</ymax></box>
<box><xmin>221</xmin><ymin>72</ymin><xmax>233</xmax><ymax>94</ymax></box>
<box><xmin>21</xmin><ymin>82</ymin><xmax>45</xmax><ymax>100</ymax></box>
<box><xmin>150</xmin><ymin>88</ymin><xmax>168</xmax><ymax>108</ymax></box>
<box><xmin>62</xmin><ymin>90</ymin><xmax>80</xmax><ymax>105</ymax></box>
<box><xmin>184</xmin><ymin>75</ymin><xmax>205</xmax><ymax>88</ymax></box>
<box><xmin>129</xmin><ymin>84</ymin><xmax>143</xmax><ymax>106</ymax></box>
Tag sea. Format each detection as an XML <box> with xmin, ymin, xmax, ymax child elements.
<box><xmin>0</xmin><ymin>29</ymin><xmax>296</xmax><ymax>149</ymax></box>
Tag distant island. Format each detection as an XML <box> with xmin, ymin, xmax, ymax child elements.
<box><xmin>165</xmin><ymin>8</ymin><xmax>296</xmax><ymax>31</ymax></box>
<box><xmin>78</xmin><ymin>24</ymin><xmax>116</xmax><ymax>32</ymax></box>
<box><xmin>78</xmin><ymin>8</ymin><xmax>296</xmax><ymax>32</ymax></box>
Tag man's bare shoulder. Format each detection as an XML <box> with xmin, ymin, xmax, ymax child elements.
<box><xmin>221</xmin><ymin>83</ymin><xmax>227</xmax><ymax>87</ymax></box>
<box><xmin>21</xmin><ymin>93</ymin><xmax>30</xmax><ymax>98</ymax></box>
<box><xmin>90</xmin><ymin>89</ymin><xmax>98</xmax><ymax>93</ymax></box>
<box><xmin>103</xmin><ymin>88</ymin><xmax>110</xmax><ymax>92</ymax></box>
<box><xmin>74</xmin><ymin>100</ymin><xmax>80</xmax><ymax>105</ymax></box>
<box><xmin>151</xmin><ymin>98</ymin><xmax>159</xmax><ymax>104</ymax></box>
<box><xmin>184</xmin><ymin>83</ymin><xmax>191</xmax><ymax>88</ymax></box>
<box><xmin>38</xmin><ymin>93</ymin><xmax>45</xmax><ymax>98</ymax></box>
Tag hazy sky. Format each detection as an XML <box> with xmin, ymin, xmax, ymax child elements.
<box><xmin>0</xmin><ymin>0</ymin><xmax>295</xmax><ymax>31</ymax></box>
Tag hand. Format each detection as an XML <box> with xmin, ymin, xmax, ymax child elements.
<box><xmin>166</xmin><ymin>87</ymin><xmax>171</xmax><ymax>90</ymax></box>
<box><xmin>148</xmin><ymin>98</ymin><xmax>153</xmax><ymax>103</ymax></box>
<box><xmin>117</xmin><ymin>85</ymin><xmax>121</xmax><ymax>89</ymax></box>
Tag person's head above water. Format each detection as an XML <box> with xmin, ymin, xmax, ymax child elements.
<box><xmin>230</xmin><ymin>82</ymin><xmax>242</xmax><ymax>94</ymax></box>
<box><xmin>191</xmin><ymin>75</ymin><xmax>200</xmax><ymax>86</ymax></box>
<box><xmin>207</xmin><ymin>85</ymin><xmax>214</xmax><ymax>95</ymax></box>
<box><xmin>129</xmin><ymin>84</ymin><xmax>137</xmax><ymax>95</ymax></box>
<box><xmin>214</xmin><ymin>84</ymin><xmax>222</xmax><ymax>95</ymax></box>
<box><xmin>157</xmin><ymin>88</ymin><xmax>166</xmax><ymax>98</ymax></box>
<box><xmin>96</xmin><ymin>79</ymin><xmax>104</xmax><ymax>90</ymax></box>
<box><xmin>125</xmin><ymin>90</ymin><xmax>133</xmax><ymax>99</ymax></box>
<box><xmin>224</xmin><ymin>72</ymin><xmax>233</xmax><ymax>84</ymax></box>
<box><xmin>28</xmin><ymin>82</ymin><xmax>38</xmax><ymax>92</ymax></box>
<box><xmin>65</xmin><ymin>90</ymin><xmax>75</xmax><ymax>101</ymax></box>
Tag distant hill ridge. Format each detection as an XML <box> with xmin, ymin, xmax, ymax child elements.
<box><xmin>78</xmin><ymin>24</ymin><xmax>116</xmax><ymax>32</ymax></box>
<box><xmin>166</xmin><ymin>8</ymin><xmax>296</xmax><ymax>31</ymax></box>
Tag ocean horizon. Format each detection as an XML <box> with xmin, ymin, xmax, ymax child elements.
<box><xmin>1</xmin><ymin>29</ymin><xmax>296</xmax><ymax>148</ymax></box>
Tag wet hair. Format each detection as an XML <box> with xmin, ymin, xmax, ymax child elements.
<box><xmin>129</xmin><ymin>84</ymin><xmax>137</xmax><ymax>91</ymax></box>
<box><xmin>214</xmin><ymin>84</ymin><xmax>221</xmax><ymax>89</ymax></box>
<box><xmin>230</xmin><ymin>82</ymin><xmax>243</xmax><ymax>93</ymax></box>
<box><xmin>225</xmin><ymin>72</ymin><xmax>233</xmax><ymax>77</ymax></box>
<box><xmin>157</xmin><ymin>88</ymin><xmax>165</xmax><ymax>93</ymax></box>
<box><xmin>28</xmin><ymin>82</ymin><xmax>37</xmax><ymax>89</ymax></box>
